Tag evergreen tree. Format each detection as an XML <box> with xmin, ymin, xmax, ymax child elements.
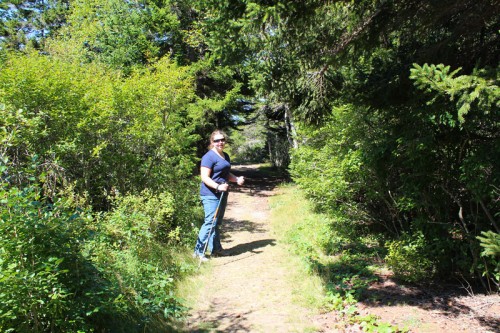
<box><xmin>0</xmin><ymin>0</ymin><xmax>70</xmax><ymax>50</ymax></box>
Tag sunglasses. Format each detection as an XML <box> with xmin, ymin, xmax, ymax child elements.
<box><xmin>213</xmin><ymin>138</ymin><xmax>226</xmax><ymax>143</ymax></box>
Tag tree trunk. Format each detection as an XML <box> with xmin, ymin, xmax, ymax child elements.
<box><xmin>284</xmin><ymin>104</ymin><xmax>298</xmax><ymax>149</ymax></box>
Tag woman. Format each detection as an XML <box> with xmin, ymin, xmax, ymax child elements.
<box><xmin>193</xmin><ymin>130</ymin><xmax>245</xmax><ymax>262</ymax></box>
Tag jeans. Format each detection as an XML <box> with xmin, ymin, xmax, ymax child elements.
<box><xmin>194</xmin><ymin>194</ymin><xmax>228</xmax><ymax>256</ymax></box>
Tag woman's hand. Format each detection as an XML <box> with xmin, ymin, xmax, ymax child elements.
<box><xmin>237</xmin><ymin>176</ymin><xmax>245</xmax><ymax>186</ymax></box>
<box><xmin>218</xmin><ymin>183</ymin><xmax>230</xmax><ymax>192</ymax></box>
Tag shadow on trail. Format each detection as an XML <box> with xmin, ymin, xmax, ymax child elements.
<box><xmin>225</xmin><ymin>238</ymin><xmax>276</xmax><ymax>256</ymax></box>
<box><xmin>309</xmin><ymin>245</ymin><xmax>500</xmax><ymax>333</ymax></box>
<box><xmin>230</xmin><ymin>164</ymin><xmax>289</xmax><ymax>196</ymax></box>
<box><xmin>222</xmin><ymin>217</ymin><xmax>267</xmax><ymax>234</ymax></box>
<box><xmin>218</xmin><ymin>164</ymin><xmax>280</xmax><ymax>257</ymax></box>
<box><xmin>218</xmin><ymin>215</ymin><xmax>276</xmax><ymax>256</ymax></box>
<box><xmin>361</xmin><ymin>281</ymin><xmax>500</xmax><ymax>333</ymax></box>
<box><xmin>187</xmin><ymin>307</ymin><xmax>252</xmax><ymax>333</ymax></box>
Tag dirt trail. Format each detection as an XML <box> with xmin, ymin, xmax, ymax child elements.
<box><xmin>182</xmin><ymin>165</ymin><xmax>317</xmax><ymax>332</ymax></box>
<box><xmin>180</xmin><ymin>164</ymin><xmax>500</xmax><ymax>333</ymax></box>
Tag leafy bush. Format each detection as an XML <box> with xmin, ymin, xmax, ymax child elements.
<box><xmin>105</xmin><ymin>190</ymin><xmax>176</xmax><ymax>243</ymax></box>
<box><xmin>0</xmin><ymin>179</ymin><xmax>102</xmax><ymax>332</ymax></box>
<box><xmin>0</xmin><ymin>45</ymin><xmax>205</xmax><ymax>332</ymax></box>
<box><xmin>86</xmin><ymin>191</ymin><xmax>197</xmax><ymax>327</ymax></box>
<box><xmin>290</xmin><ymin>63</ymin><xmax>499</xmax><ymax>289</ymax></box>
<box><xmin>385</xmin><ymin>232</ymin><xmax>435</xmax><ymax>283</ymax></box>
<box><xmin>0</xmin><ymin>161</ymin><xmax>199</xmax><ymax>332</ymax></box>
<box><xmin>0</xmin><ymin>53</ymin><xmax>199</xmax><ymax>209</ymax></box>
<box><xmin>290</xmin><ymin>105</ymin><xmax>366</xmax><ymax>219</ymax></box>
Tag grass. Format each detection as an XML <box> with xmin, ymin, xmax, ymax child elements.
<box><xmin>268</xmin><ymin>184</ymin><xmax>329</xmax><ymax>309</ymax></box>
<box><xmin>173</xmin><ymin>255</ymin><xmax>214</xmax><ymax>309</ymax></box>
<box><xmin>268</xmin><ymin>184</ymin><xmax>407</xmax><ymax>332</ymax></box>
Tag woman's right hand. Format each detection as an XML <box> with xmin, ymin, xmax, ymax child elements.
<box><xmin>218</xmin><ymin>183</ymin><xmax>229</xmax><ymax>192</ymax></box>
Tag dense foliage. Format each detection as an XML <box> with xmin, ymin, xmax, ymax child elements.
<box><xmin>0</xmin><ymin>1</ymin><xmax>238</xmax><ymax>330</ymax></box>
<box><xmin>0</xmin><ymin>0</ymin><xmax>498</xmax><ymax>331</ymax></box>
<box><xmin>1</xmin><ymin>52</ymin><xmax>200</xmax><ymax>205</ymax></box>
<box><xmin>0</xmin><ymin>168</ymin><xmax>198</xmax><ymax>332</ymax></box>
<box><xmin>0</xmin><ymin>179</ymin><xmax>97</xmax><ymax>332</ymax></box>
<box><xmin>0</xmin><ymin>51</ymin><xmax>204</xmax><ymax>331</ymax></box>
<box><xmin>261</xmin><ymin>0</ymin><xmax>499</xmax><ymax>288</ymax></box>
<box><xmin>193</xmin><ymin>0</ymin><xmax>500</xmax><ymax>289</ymax></box>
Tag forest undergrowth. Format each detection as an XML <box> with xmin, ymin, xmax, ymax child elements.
<box><xmin>269</xmin><ymin>184</ymin><xmax>408</xmax><ymax>332</ymax></box>
<box><xmin>269</xmin><ymin>181</ymin><xmax>500</xmax><ymax>333</ymax></box>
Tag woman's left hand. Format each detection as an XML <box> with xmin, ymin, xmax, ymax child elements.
<box><xmin>218</xmin><ymin>183</ymin><xmax>230</xmax><ymax>192</ymax></box>
<box><xmin>237</xmin><ymin>176</ymin><xmax>245</xmax><ymax>186</ymax></box>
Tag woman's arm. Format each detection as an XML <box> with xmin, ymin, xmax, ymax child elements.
<box><xmin>201</xmin><ymin>166</ymin><xmax>229</xmax><ymax>191</ymax></box>
<box><xmin>201</xmin><ymin>166</ymin><xmax>220</xmax><ymax>189</ymax></box>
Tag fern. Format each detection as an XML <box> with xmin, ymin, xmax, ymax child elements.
<box><xmin>477</xmin><ymin>231</ymin><xmax>500</xmax><ymax>286</ymax></box>
<box><xmin>477</xmin><ymin>231</ymin><xmax>500</xmax><ymax>258</ymax></box>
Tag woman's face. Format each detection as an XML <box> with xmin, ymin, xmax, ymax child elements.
<box><xmin>212</xmin><ymin>134</ymin><xmax>226</xmax><ymax>149</ymax></box>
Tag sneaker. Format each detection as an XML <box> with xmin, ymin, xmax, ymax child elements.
<box><xmin>193</xmin><ymin>252</ymin><xmax>209</xmax><ymax>262</ymax></box>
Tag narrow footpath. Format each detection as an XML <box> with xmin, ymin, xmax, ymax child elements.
<box><xmin>178</xmin><ymin>164</ymin><xmax>500</xmax><ymax>333</ymax></box>
<box><xmin>181</xmin><ymin>165</ymin><xmax>318</xmax><ymax>332</ymax></box>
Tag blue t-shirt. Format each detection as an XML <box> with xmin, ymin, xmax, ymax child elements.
<box><xmin>200</xmin><ymin>150</ymin><xmax>231</xmax><ymax>197</ymax></box>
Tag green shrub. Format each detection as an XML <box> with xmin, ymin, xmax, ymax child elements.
<box><xmin>0</xmin><ymin>182</ymin><xmax>100</xmax><ymax>332</ymax></box>
<box><xmin>0</xmin><ymin>160</ymin><xmax>196</xmax><ymax>332</ymax></box>
<box><xmin>0</xmin><ymin>53</ymin><xmax>199</xmax><ymax>209</ymax></box>
<box><xmin>289</xmin><ymin>64</ymin><xmax>499</xmax><ymax>290</ymax></box>
<box><xmin>86</xmin><ymin>191</ymin><xmax>195</xmax><ymax>327</ymax></box>
<box><xmin>289</xmin><ymin>106</ymin><xmax>370</xmax><ymax>236</ymax></box>
<box><xmin>105</xmin><ymin>189</ymin><xmax>176</xmax><ymax>243</ymax></box>
<box><xmin>385</xmin><ymin>232</ymin><xmax>434</xmax><ymax>283</ymax></box>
